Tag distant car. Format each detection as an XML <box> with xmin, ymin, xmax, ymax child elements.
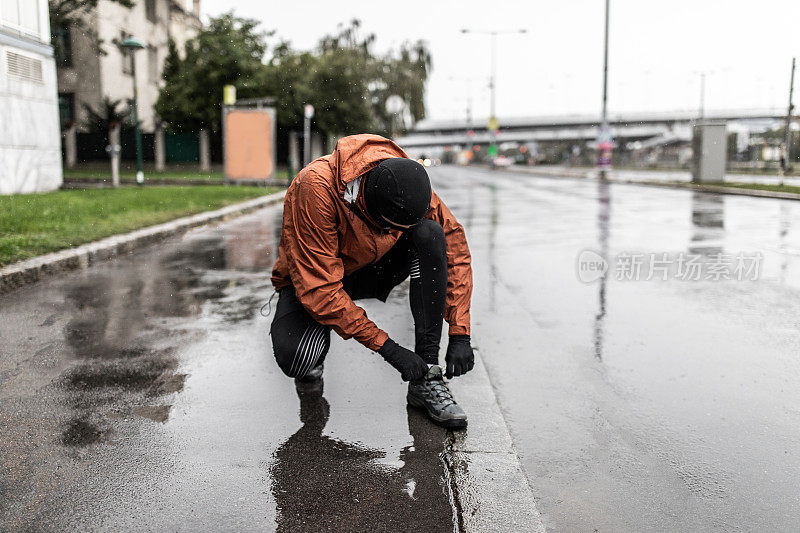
<box><xmin>492</xmin><ymin>156</ymin><xmax>513</xmax><ymax>168</ymax></box>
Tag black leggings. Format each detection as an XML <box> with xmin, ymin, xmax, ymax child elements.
<box><xmin>270</xmin><ymin>219</ymin><xmax>447</xmax><ymax>378</ymax></box>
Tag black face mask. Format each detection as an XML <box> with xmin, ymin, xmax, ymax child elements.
<box><xmin>363</xmin><ymin>158</ymin><xmax>432</xmax><ymax>229</ymax></box>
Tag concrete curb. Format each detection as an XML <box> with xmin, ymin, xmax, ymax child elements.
<box><xmin>0</xmin><ymin>190</ymin><xmax>286</xmax><ymax>295</ymax></box>
<box><xmin>60</xmin><ymin>179</ymin><xmax>292</xmax><ymax>189</ymax></box>
<box><xmin>445</xmin><ymin>348</ymin><xmax>545</xmax><ymax>532</ymax></box>
<box><xmin>617</xmin><ymin>179</ymin><xmax>800</xmax><ymax>201</ymax></box>
<box><xmin>504</xmin><ymin>165</ymin><xmax>800</xmax><ymax>201</ymax></box>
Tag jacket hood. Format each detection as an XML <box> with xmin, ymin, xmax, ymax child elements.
<box><xmin>327</xmin><ymin>134</ymin><xmax>410</xmax><ymax>192</ymax></box>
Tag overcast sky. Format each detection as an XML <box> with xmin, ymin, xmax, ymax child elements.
<box><xmin>200</xmin><ymin>0</ymin><xmax>800</xmax><ymax>123</ymax></box>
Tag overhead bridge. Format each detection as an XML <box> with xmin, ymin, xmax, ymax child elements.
<box><xmin>395</xmin><ymin>108</ymin><xmax>785</xmax><ymax>149</ymax></box>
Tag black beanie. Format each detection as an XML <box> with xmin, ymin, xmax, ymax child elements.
<box><xmin>363</xmin><ymin>158</ymin><xmax>431</xmax><ymax>228</ymax></box>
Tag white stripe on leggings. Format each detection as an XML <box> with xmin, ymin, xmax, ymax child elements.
<box><xmin>293</xmin><ymin>326</ymin><xmax>319</xmax><ymax>377</ymax></box>
<box><xmin>289</xmin><ymin>327</ymin><xmax>313</xmax><ymax>376</ymax></box>
<box><xmin>410</xmin><ymin>257</ymin><xmax>421</xmax><ymax>279</ymax></box>
<box><xmin>298</xmin><ymin>327</ymin><xmax>326</xmax><ymax>377</ymax></box>
<box><xmin>298</xmin><ymin>326</ymin><xmax>327</xmax><ymax>377</ymax></box>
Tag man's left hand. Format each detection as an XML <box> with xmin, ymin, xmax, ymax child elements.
<box><xmin>445</xmin><ymin>335</ymin><xmax>475</xmax><ymax>379</ymax></box>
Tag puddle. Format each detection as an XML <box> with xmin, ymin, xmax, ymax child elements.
<box><xmin>56</xmin><ymin>215</ymin><xmax>278</xmax><ymax>447</ymax></box>
<box><xmin>131</xmin><ymin>405</ymin><xmax>172</xmax><ymax>423</ymax></box>
<box><xmin>61</xmin><ymin>418</ymin><xmax>108</xmax><ymax>447</ymax></box>
<box><xmin>66</xmin><ymin>357</ymin><xmax>178</xmax><ymax>391</ymax></box>
<box><xmin>270</xmin><ymin>382</ymin><xmax>452</xmax><ymax>532</ymax></box>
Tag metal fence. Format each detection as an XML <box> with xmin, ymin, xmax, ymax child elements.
<box><xmin>72</xmin><ymin>132</ymin><xmax>199</xmax><ymax>163</ymax></box>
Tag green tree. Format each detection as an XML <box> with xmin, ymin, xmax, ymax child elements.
<box><xmin>156</xmin><ymin>12</ymin><xmax>268</xmax><ymax>133</ymax></box>
<box><xmin>257</xmin><ymin>19</ymin><xmax>432</xmax><ymax>140</ymax></box>
<box><xmin>157</xmin><ymin>16</ymin><xmax>432</xmax><ymax>161</ymax></box>
<box><xmin>83</xmin><ymin>97</ymin><xmax>128</xmax><ymax>132</ymax></box>
<box><xmin>250</xmin><ymin>20</ymin><xmax>376</xmax><ymax>143</ymax></box>
<box><xmin>309</xmin><ymin>21</ymin><xmax>374</xmax><ymax>138</ymax></box>
<box><xmin>370</xmin><ymin>40</ymin><xmax>433</xmax><ymax>135</ymax></box>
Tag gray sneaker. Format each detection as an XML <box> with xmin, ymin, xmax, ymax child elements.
<box><xmin>407</xmin><ymin>365</ymin><xmax>467</xmax><ymax>429</ymax></box>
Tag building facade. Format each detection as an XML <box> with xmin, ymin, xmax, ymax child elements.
<box><xmin>0</xmin><ymin>0</ymin><xmax>62</xmax><ymax>194</ymax></box>
<box><xmin>56</xmin><ymin>0</ymin><xmax>200</xmax><ymax>137</ymax></box>
<box><xmin>169</xmin><ymin>0</ymin><xmax>200</xmax><ymax>59</ymax></box>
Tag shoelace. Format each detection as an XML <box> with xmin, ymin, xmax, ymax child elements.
<box><xmin>426</xmin><ymin>379</ymin><xmax>456</xmax><ymax>407</ymax></box>
<box><xmin>260</xmin><ymin>290</ymin><xmax>278</xmax><ymax>317</ymax></box>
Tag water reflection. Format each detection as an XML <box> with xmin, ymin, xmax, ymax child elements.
<box><xmin>488</xmin><ymin>183</ymin><xmax>499</xmax><ymax>312</ymax></box>
<box><xmin>594</xmin><ymin>180</ymin><xmax>611</xmax><ymax>360</ymax></box>
<box><xmin>270</xmin><ymin>382</ymin><xmax>452</xmax><ymax>532</ymax></box>
<box><xmin>779</xmin><ymin>202</ymin><xmax>791</xmax><ymax>282</ymax></box>
<box><xmin>63</xmin><ymin>276</ymin><xmax>154</xmax><ymax>358</ymax></box>
<box><xmin>59</xmin><ymin>214</ymin><xmax>277</xmax><ymax>446</ymax></box>
<box><xmin>465</xmin><ymin>170</ymin><xmax>476</xmax><ymax>232</ymax></box>
<box><xmin>690</xmin><ymin>192</ymin><xmax>725</xmax><ymax>256</ymax></box>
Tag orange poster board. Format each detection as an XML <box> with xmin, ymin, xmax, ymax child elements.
<box><xmin>223</xmin><ymin>107</ymin><xmax>276</xmax><ymax>181</ymax></box>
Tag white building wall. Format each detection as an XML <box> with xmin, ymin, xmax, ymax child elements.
<box><xmin>169</xmin><ymin>0</ymin><xmax>201</xmax><ymax>60</ymax></box>
<box><xmin>96</xmin><ymin>0</ymin><xmax>170</xmax><ymax>132</ymax></box>
<box><xmin>0</xmin><ymin>0</ymin><xmax>63</xmax><ymax>194</ymax></box>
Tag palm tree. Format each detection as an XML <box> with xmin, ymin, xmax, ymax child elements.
<box><xmin>82</xmin><ymin>97</ymin><xmax>130</xmax><ymax>133</ymax></box>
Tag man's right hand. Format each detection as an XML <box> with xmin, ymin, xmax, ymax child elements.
<box><xmin>378</xmin><ymin>338</ymin><xmax>429</xmax><ymax>381</ymax></box>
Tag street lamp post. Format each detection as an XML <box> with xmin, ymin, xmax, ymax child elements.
<box><xmin>120</xmin><ymin>37</ymin><xmax>145</xmax><ymax>185</ymax></box>
<box><xmin>447</xmin><ymin>76</ymin><xmax>479</xmax><ymax>144</ymax></box>
<box><xmin>598</xmin><ymin>0</ymin><xmax>612</xmax><ymax>179</ymax></box>
<box><xmin>489</xmin><ymin>32</ymin><xmax>497</xmax><ymax>126</ymax></box>
<box><xmin>693</xmin><ymin>68</ymin><xmax>732</xmax><ymax>121</ymax></box>
<box><xmin>461</xmin><ymin>28</ymin><xmax>526</xmax><ymax>162</ymax></box>
<box><xmin>699</xmin><ymin>72</ymin><xmax>706</xmax><ymax>120</ymax></box>
<box><xmin>781</xmin><ymin>57</ymin><xmax>796</xmax><ymax>186</ymax></box>
<box><xmin>303</xmin><ymin>104</ymin><xmax>314</xmax><ymax>166</ymax></box>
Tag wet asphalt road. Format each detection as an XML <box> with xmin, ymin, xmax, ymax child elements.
<box><xmin>0</xmin><ymin>207</ymin><xmax>452</xmax><ymax>531</ymax></box>
<box><xmin>3</xmin><ymin>166</ymin><xmax>800</xmax><ymax>531</ymax></box>
<box><xmin>435</xmin><ymin>166</ymin><xmax>800</xmax><ymax>531</ymax></box>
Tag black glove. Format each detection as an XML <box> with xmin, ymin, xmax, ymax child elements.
<box><xmin>378</xmin><ymin>338</ymin><xmax>429</xmax><ymax>382</ymax></box>
<box><xmin>445</xmin><ymin>335</ymin><xmax>474</xmax><ymax>378</ymax></box>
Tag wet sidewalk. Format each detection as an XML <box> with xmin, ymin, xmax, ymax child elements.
<box><xmin>0</xmin><ymin>208</ymin><xmax>457</xmax><ymax>531</ymax></box>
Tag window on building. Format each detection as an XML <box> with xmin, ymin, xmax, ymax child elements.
<box><xmin>0</xmin><ymin>0</ymin><xmax>19</xmax><ymax>27</ymax></box>
<box><xmin>0</xmin><ymin>0</ymin><xmax>40</xmax><ymax>37</ymax></box>
<box><xmin>147</xmin><ymin>45</ymin><xmax>158</xmax><ymax>84</ymax></box>
<box><xmin>58</xmin><ymin>93</ymin><xmax>75</xmax><ymax>129</ymax></box>
<box><xmin>145</xmin><ymin>0</ymin><xmax>157</xmax><ymax>23</ymax></box>
<box><xmin>52</xmin><ymin>23</ymin><xmax>73</xmax><ymax>67</ymax></box>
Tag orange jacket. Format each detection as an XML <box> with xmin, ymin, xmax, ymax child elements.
<box><xmin>271</xmin><ymin>134</ymin><xmax>472</xmax><ymax>351</ymax></box>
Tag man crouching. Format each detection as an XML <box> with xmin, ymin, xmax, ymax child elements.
<box><xmin>270</xmin><ymin>134</ymin><xmax>474</xmax><ymax>428</ymax></box>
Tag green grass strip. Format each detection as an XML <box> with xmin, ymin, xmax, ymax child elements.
<box><xmin>0</xmin><ymin>186</ymin><xmax>279</xmax><ymax>267</ymax></box>
<box><xmin>707</xmin><ymin>182</ymin><xmax>800</xmax><ymax>194</ymax></box>
<box><xmin>63</xmin><ymin>168</ymin><xmax>291</xmax><ymax>182</ymax></box>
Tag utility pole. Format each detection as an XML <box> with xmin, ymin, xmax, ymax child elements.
<box><xmin>108</xmin><ymin>123</ymin><xmax>121</xmax><ymax>187</ymax></box>
<box><xmin>447</xmin><ymin>76</ymin><xmax>476</xmax><ymax>136</ymax></box>
<box><xmin>601</xmin><ymin>0</ymin><xmax>609</xmax><ymax>128</ymax></box>
<box><xmin>131</xmin><ymin>56</ymin><xmax>143</xmax><ymax>185</ymax></box>
<box><xmin>699</xmin><ymin>72</ymin><xmax>706</xmax><ymax>120</ymax></box>
<box><xmin>461</xmin><ymin>28</ymin><xmax>526</xmax><ymax>162</ymax></box>
<box><xmin>490</xmin><ymin>32</ymin><xmax>497</xmax><ymax>129</ymax></box>
<box><xmin>781</xmin><ymin>57</ymin><xmax>796</xmax><ymax>185</ymax></box>
<box><xmin>303</xmin><ymin>104</ymin><xmax>314</xmax><ymax>166</ymax></box>
<box><xmin>598</xmin><ymin>0</ymin><xmax>612</xmax><ymax>179</ymax></box>
<box><xmin>120</xmin><ymin>38</ymin><xmax>145</xmax><ymax>185</ymax></box>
